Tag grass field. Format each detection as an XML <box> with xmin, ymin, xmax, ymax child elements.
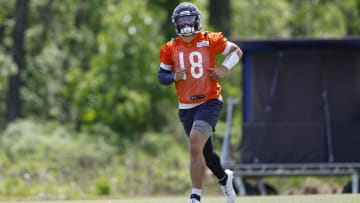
<box><xmin>2</xmin><ymin>194</ymin><xmax>360</xmax><ymax>203</ymax></box>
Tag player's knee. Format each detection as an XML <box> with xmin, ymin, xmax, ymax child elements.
<box><xmin>189</xmin><ymin>131</ymin><xmax>205</xmax><ymax>156</ymax></box>
<box><xmin>189</xmin><ymin>144</ymin><xmax>202</xmax><ymax>157</ymax></box>
<box><xmin>189</xmin><ymin>140</ymin><xmax>202</xmax><ymax>156</ymax></box>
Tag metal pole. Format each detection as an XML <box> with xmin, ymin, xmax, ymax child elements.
<box><xmin>321</xmin><ymin>63</ymin><xmax>334</xmax><ymax>163</ymax></box>
<box><xmin>265</xmin><ymin>52</ymin><xmax>283</xmax><ymax>113</ymax></box>
<box><xmin>352</xmin><ymin>171</ymin><xmax>359</xmax><ymax>193</ymax></box>
<box><xmin>234</xmin><ymin>176</ymin><xmax>246</xmax><ymax>196</ymax></box>
<box><xmin>221</xmin><ymin>97</ymin><xmax>240</xmax><ymax>165</ymax></box>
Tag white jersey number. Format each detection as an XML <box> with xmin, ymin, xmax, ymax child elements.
<box><xmin>179</xmin><ymin>51</ymin><xmax>203</xmax><ymax>79</ymax></box>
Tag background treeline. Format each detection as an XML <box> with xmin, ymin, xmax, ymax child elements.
<box><xmin>0</xmin><ymin>0</ymin><xmax>359</xmax><ymax>198</ymax></box>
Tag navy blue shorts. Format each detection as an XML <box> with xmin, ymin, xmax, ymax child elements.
<box><xmin>178</xmin><ymin>99</ymin><xmax>223</xmax><ymax>136</ymax></box>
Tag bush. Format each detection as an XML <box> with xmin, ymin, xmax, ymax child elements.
<box><xmin>0</xmin><ymin>119</ymin><xmax>116</xmax><ymax>197</ymax></box>
<box><xmin>95</xmin><ymin>176</ymin><xmax>111</xmax><ymax>195</ymax></box>
<box><xmin>0</xmin><ymin>119</ymin><xmax>192</xmax><ymax>198</ymax></box>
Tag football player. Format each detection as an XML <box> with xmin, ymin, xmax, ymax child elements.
<box><xmin>157</xmin><ymin>2</ymin><xmax>242</xmax><ymax>203</ymax></box>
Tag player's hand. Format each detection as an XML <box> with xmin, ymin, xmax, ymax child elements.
<box><xmin>210</xmin><ymin>66</ymin><xmax>229</xmax><ymax>81</ymax></box>
<box><xmin>174</xmin><ymin>69</ymin><xmax>186</xmax><ymax>81</ymax></box>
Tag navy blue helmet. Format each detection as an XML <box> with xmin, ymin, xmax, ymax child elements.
<box><xmin>172</xmin><ymin>2</ymin><xmax>201</xmax><ymax>36</ymax></box>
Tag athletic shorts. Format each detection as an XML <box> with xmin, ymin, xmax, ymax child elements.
<box><xmin>178</xmin><ymin>99</ymin><xmax>223</xmax><ymax>136</ymax></box>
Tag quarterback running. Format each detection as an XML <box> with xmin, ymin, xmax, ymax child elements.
<box><xmin>157</xmin><ymin>2</ymin><xmax>242</xmax><ymax>203</ymax></box>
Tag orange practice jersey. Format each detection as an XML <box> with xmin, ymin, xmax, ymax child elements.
<box><xmin>159</xmin><ymin>31</ymin><xmax>228</xmax><ymax>105</ymax></box>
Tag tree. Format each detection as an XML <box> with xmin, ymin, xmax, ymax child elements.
<box><xmin>68</xmin><ymin>0</ymin><xmax>172</xmax><ymax>138</ymax></box>
<box><xmin>334</xmin><ymin>0</ymin><xmax>360</xmax><ymax>35</ymax></box>
<box><xmin>147</xmin><ymin>0</ymin><xmax>180</xmax><ymax>39</ymax></box>
<box><xmin>209</xmin><ymin>0</ymin><xmax>231</xmax><ymax>37</ymax></box>
<box><xmin>231</xmin><ymin>0</ymin><xmax>292</xmax><ymax>39</ymax></box>
<box><xmin>288</xmin><ymin>0</ymin><xmax>346</xmax><ymax>37</ymax></box>
<box><xmin>22</xmin><ymin>0</ymin><xmax>106</xmax><ymax>122</ymax></box>
<box><xmin>6</xmin><ymin>0</ymin><xmax>29</xmax><ymax>124</ymax></box>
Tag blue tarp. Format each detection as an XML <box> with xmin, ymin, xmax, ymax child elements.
<box><xmin>234</xmin><ymin>38</ymin><xmax>360</xmax><ymax>163</ymax></box>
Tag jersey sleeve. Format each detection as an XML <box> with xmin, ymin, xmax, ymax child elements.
<box><xmin>209</xmin><ymin>32</ymin><xmax>228</xmax><ymax>55</ymax></box>
<box><xmin>159</xmin><ymin>42</ymin><xmax>173</xmax><ymax>66</ymax></box>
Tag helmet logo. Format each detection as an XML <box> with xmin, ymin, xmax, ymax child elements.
<box><xmin>179</xmin><ymin>10</ymin><xmax>191</xmax><ymax>15</ymax></box>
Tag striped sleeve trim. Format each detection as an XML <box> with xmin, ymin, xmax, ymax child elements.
<box><xmin>160</xmin><ymin>62</ymin><xmax>173</xmax><ymax>71</ymax></box>
<box><xmin>222</xmin><ymin>42</ymin><xmax>232</xmax><ymax>55</ymax></box>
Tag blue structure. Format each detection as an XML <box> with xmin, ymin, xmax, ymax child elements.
<box><xmin>237</xmin><ymin>38</ymin><xmax>360</xmax><ymax>124</ymax></box>
<box><xmin>223</xmin><ymin>38</ymin><xmax>360</xmax><ymax>195</ymax></box>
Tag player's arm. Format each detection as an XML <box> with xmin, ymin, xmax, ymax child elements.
<box><xmin>211</xmin><ymin>42</ymin><xmax>243</xmax><ymax>80</ymax></box>
<box><xmin>223</xmin><ymin>42</ymin><xmax>243</xmax><ymax>70</ymax></box>
<box><xmin>157</xmin><ymin>63</ymin><xmax>174</xmax><ymax>85</ymax></box>
<box><xmin>158</xmin><ymin>43</ymin><xmax>176</xmax><ymax>85</ymax></box>
<box><xmin>157</xmin><ymin>65</ymin><xmax>186</xmax><ymax>85</ymax></box>
<box><xmin>158</xmin><ymin>43</ymin><xmax>187</xmax><ymax>85</ymax></box>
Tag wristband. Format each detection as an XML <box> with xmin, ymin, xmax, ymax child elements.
<box><xmin>222</xmin><ymin>50</ymin><xmax>240</xmax><ymax>70</ymax></box>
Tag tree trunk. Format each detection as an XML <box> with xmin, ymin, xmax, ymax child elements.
<box><xmin>209</xmin><ymin>0</ymin><xmax>231</xmax><ymax>37</ymax></box>
<box><xmin>163</xmin><ymin>0</ymin><xmax>180</xmax><ymax>38</ymax></box>
<box><xmin>6</xmin><ymin>0</ymin><xmax>29</xmax><ymax>124</ymax></box>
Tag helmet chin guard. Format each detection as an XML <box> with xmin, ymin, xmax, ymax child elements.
<box><xmin>180</xmin><ymin>26</ymin><xmax>196</xmax><ymax>36</ymax></box>
<box><xmin>172</xmin><ymin>2</ymin><xmax>201</xmax><ymax>36</ymax></box>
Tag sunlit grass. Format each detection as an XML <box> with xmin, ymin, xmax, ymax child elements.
<box><xmin>2</xmin><ymin>194</ymin><xmax>360</xmax><ymax>203</ymax></box>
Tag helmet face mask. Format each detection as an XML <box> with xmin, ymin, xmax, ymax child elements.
<box><xmin>172</xmin><ymin>2</ymin><xmax>201</xmax><ymax>36</ymax></box>
<box><xmin>175</xmin><ymin>15</ymin><xmax>197</xmax><ymax>36</ymax></box>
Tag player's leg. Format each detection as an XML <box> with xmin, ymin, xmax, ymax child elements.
<box><xmin>203</xmin><ymin>138</ymin><xmax>236</xmax><ymax>203</ymax></box>
<box><xmin>203</xmin><ymin>138</ymin><xmax>226</xmax><ymax>180</ymax></box>
<box><xmin>195</xmin><ymin>99</ymin><xmax>225</xmax><ymax>179</ymax></box>
<box><xmin>195</xmin><ymin>99</ymin><xmax>236</xmax><ymax>203</ymax></box>
<box><xmin>188</xmin><ymin>119</ymin><xmax>217</xmax><ymax>202</ymax></box>
<box><xmin>178</xmin><ymin>108</ymin><xmax>205</xmax><ymax>203</ymax></box>
<box><xmin>188</xmin><ymin>128</ymin><xmax>207</xmax><ymax>202</ymax></box>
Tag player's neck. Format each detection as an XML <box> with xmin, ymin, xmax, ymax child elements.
<box><xmin>181</xmin><ymin>33</ymin><xmax>196</xmax><ymax>43</ymax></box>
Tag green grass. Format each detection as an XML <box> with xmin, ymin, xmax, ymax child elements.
<box><xmin>2</xmin><ymin>194</ymin><xmax>360</xmax><ymax>203</ymax></box>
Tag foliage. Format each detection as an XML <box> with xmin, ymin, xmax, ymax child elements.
<box><xmin>117</xmin><ymin>132</ymin><xmax>190</xmax><ymax>195</ymax></box>
<box><xmin>288</xmin><ymin>0</ymin><xmax>347</xmax><ymax>37</ymax></box>
<box><xmin>1</xmin><ymin>0</ymin><xmax>360</xmax><ymax>198</ymax></box>
<box><xmin>1</xmin><ymin>0</ymin><xmax>359</xmax><ymax>133</ymax></box>
<box><xmin>23</xmin><ymin>0</ymin><xmax>106</xmax><ymax>121</ymax></box>
<box><xmin>231</xmin><ymin>0</ymin><xmax>359</xmax><ymax>39</ymax></box>
<box><xmin>95</xmin><ymin>176</ymin><xmax>111</xmax><ymax>195</ymax></box>
<box><xmin>0</xmin><ymin>119</ymin><xmax>190</xmax><ymax>197</ymax></box>
<box><xmin>66</xmin><ymin>0</ymin><xmax>174</xmax><ymax>138</ymax></box>
<box><xmin>0</xmin><ymin>119</ymin><xmax>116</xmax><ymax>197</ymax></box>
<box><xmin>0</xmin><ymin>53</ymin><xmax>17</xmax><ymax>125</ymax></box>
<box><xmin>232</xmin><ymin>0</ymin><xmax>292</xmax><ymax>38</ymax></box>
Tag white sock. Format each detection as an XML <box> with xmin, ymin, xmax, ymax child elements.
<box><xmin>191</xmin><ymin>188</ymin><xmax>202</xmax><ymax>196</ymax></box>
